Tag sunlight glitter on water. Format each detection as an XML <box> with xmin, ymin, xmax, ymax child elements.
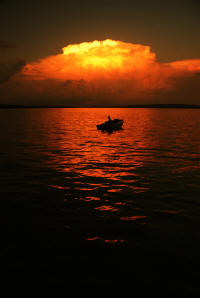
<box><xmin>80</xmin><ymin>196</ymin><xmax>101</xmax><ymax>202</ymax></box>
<box><xmin>95</xmin><ymin>205</ymin><xmax>119</xmax><ymax>212</ymax></box>
<box><xmin>87</xmin><ymin>236</ymin><xmax>126</xmax><ymax>245</ymax></box>
<box><xmin>1</xmin><ymin>107</ymin><xmax>200</xmax><ymax>247</ymax></box>
<box><xmin>120</xmin><ymin>216</ymin><xmax>147</xmax><ymax>221</ymax></box>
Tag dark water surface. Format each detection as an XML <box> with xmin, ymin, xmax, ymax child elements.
<box><xmin>1</xmin><ymin>108</ymin><xmax>200</xmax><ymax>294</ymax></box>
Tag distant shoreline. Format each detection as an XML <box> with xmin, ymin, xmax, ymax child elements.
<box><xmin>0</xmin><ymin>104</ymin><xmax>200</xmax><ymax>109</ymax></box>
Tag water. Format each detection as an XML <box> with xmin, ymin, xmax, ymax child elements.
<box><xmin>1</xmin><ymin>108</ymin><xmax>200</xmax><ymax>294</ymax></box>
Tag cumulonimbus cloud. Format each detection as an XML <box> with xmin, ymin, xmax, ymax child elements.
<box><xmin>1</xmin><ymin>39</ymin><xmax>200</xmax><ymax>105</ymax></box>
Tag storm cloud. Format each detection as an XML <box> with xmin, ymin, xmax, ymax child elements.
<box><xmin>0</xmin><ymin>39</ymin><xmax>200</xmax><ymax>106</ymax></box>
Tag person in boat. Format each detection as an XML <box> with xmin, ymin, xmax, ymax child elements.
<box><xmin>108</xmin><ymin>115</ymin><xmax>111</xmax><ymax>122</ymax></box>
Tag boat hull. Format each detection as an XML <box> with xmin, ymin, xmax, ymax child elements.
<box><xmin>97</xmin><ymin>119</ymin><xmax>124</xmax><ymax>131</ymax></box>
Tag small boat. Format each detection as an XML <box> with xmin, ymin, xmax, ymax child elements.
<box><xmin>97</xmin><ymin>116</ymin><xmax>124</xmax><ymax>131</ymax></box>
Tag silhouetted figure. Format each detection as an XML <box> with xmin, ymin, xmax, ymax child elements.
<box><xmin>97</xmin><ymin>116</ymin><xmax>124</xmax><ymax>131</ymax></box>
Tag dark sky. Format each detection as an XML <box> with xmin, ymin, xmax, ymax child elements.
<box><xmin>0</xmin><ymin>0</ymin><xmax>200</xmax><ymax>62</ymax></box>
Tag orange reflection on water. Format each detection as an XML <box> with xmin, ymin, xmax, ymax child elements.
<box><xmin>48</xmin><ymin>108</ymin><xmax>155</xmax><ymax>181</ymax></box>
<box><xmin>120</xmin><ymin>216</ymin><xmax>147</xmax><ymax>221</ymax></box>
<box><xmin>107</xmin><ymin>188</ymin><xmax>123</xmax><ymax>193</ymax></box>
<box><xmin>87</xmin><ymin>237</ymin><xmax>101</xmax><ymax>241</ymax></box>
<box><xmin>15</xmin><ymin>108</ymin><xmax>200</xmax><ymax>241</ymax></box>
<box><xmin>95</xmin><ymin>205</ymin><xmax>119</xmax><ymax>212</ymax></box>
<box><xmin>104</xmin><ymin>239</ymin><xmax>125</xmax><ymax>244</ymax></box>
<box><xmin>50</xmin><ymin>184</ymin><xmax>71</xmax><ymax>190</ymax></box>
<box><xmin>37</xmin><ymin>107</ymin><xmax>200</xmax><ymax>205</ymax></box>
<box><xmin>80</xmin><ymin>196</ymin><xmax>100</xmax><ymax>202</ymax></box>
<box><xmin>87</xmin><ymin>236</ymin><xmax>125</xmax><ymax>244</ymax></box>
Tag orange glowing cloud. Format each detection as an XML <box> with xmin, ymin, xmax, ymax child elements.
<box><xmin>168</xmin><ymin>59</ymin><xmax>200</xmax><ymax>73</ymax></box>
<box><xmin>1</xmin><ymin>39</ymin><xmax>200</xmax><ymax>105</ymax></box>
<box><xmin>23</xmin><ymin>39</ymin><xmax>158</xmax><ymax>83</ymax></box>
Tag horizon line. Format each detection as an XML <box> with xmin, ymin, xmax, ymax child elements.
<box><xmin>0</xmin><ymin>103</ymin><xmax>200</xmax><ymax>109</ymax></box>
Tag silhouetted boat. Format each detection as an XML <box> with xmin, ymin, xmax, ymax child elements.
<box><xmin>97</xmin><ymin>116</ymin><xmax>124</xmax><ymax>131</ymax></box>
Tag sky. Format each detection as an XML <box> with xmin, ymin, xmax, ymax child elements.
<box><xmin>0</xmin><ymin>0</ymin><xmax>200</xmax><ymax>106</ymax></box>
